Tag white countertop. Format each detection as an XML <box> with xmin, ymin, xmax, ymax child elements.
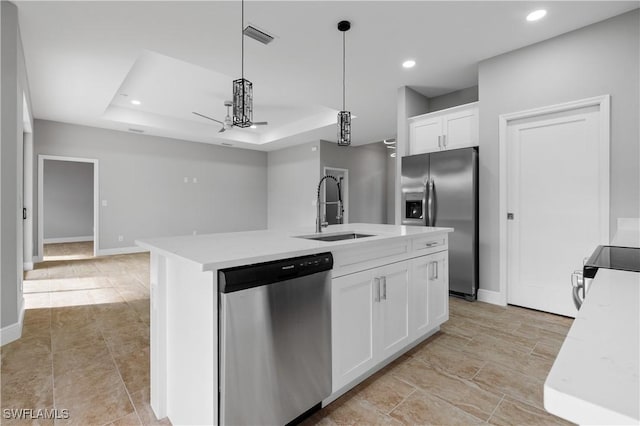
<box><xmin>544</xmin><ymin>268</ymin><xmax>640</xmax><ymax>425</ymax></box>
<box><xmin>136</xmin><ymin>223</ymin><xmax>452</xmax><ymax>271</ymax></box>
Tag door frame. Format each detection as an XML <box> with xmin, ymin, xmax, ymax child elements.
<box><xmin>37</xmin><ymin>154</ymin><xmax>100</xmax><ymax>260</ymax></box>
<box><xmin>497</xmin><ymin>95</ymin><xmax>610</xmax><ymax>305</ymax></box>
<box><xmin>323</xmin><ymin>166</ymin><xmax>349</xmax><ymax>224</ymax></box>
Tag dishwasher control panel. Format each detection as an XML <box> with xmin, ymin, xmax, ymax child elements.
<box><xmin>218</xmin><ymin>252</ymin><xmax>333</xmax><ymax>293</ymax></box>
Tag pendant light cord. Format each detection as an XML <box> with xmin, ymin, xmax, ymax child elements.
<box><xmin>342</xmin><ymin>31</ymin><xmax>346</xmax><ymax>111</ymax></box>
<box><xmin>241</xmin><ymin>0</ymin><xmax>244</xmax><ymax>80</ymax></box>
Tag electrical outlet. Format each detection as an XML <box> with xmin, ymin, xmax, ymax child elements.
<box><xmin>311</xmin><ymin>146</ymin><xmax>318</xmax><ymax>152</ymax></box>
<box><xmin>118</xmin><ymin>235</ymin><xmax>124</xmax><ymax>242</ymax></box>
<box><xmin>184</xmin><ymin>177</ymin><xmax>189</xmax><ymax>183</ymax></box>
<box><xmin>192</xmin><ymin>230</ymin><xmax>197</xmax><ymax>235</ymax></box>
<box><xmin>192</xmin><ymin>177</ymin><xmax>198</xmax><ymax>183</ymax></box>
<box><xmin>102</xmin><ymin>200</ymin><xmax>108</xmax><ymax>207</ymax></box>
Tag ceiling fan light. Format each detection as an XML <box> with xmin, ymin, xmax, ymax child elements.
<box><xmin>232</xmin><ymin>78</ymin><xmax>253</xmax><ymax>128</ymax></box>
<box><xmin>337</xmin><ymin>111</ymin><xmax>351</xmax><ymax>146</ymax></box>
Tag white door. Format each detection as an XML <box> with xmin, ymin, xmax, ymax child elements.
<box><xmin>410</xmin><ymin>116</ymin><xmax>442</xmax><ymax>155</ymax></box>
<box><xmin>507</xmin><ymin>104</ymin><xmax>608</xmax><ymax>317</ymax></box>
<box><xmin>378</xmin><ymin>261</ymin><xmax>410</xmax><ymax>360</ymax></box>
<box><xmin>331</xmin><ymin>269</ymin><xmax>376</xmax><ymax>391</ymax></box>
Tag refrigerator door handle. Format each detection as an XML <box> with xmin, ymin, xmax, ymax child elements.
<box><xmin>427</xmin><ymin>178</ymin><xmax>435</xmax><ymax>226</ymax></box>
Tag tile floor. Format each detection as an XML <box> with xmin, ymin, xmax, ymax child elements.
<box><xmin>2</xmin><ymin>244</ymin><xmax>575</xmax><ymax>425</ymax></box>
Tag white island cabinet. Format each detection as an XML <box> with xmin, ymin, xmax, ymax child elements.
<box><xmin>137</xmin><ymin>224</ymin><xmax>452</xmax><ymax>425</ymax></box>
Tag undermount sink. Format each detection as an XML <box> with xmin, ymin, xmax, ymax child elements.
<box><xmin>296</xmin><ymin>232</ymin><xmax>376</xmax><ymax>242</ymax></box>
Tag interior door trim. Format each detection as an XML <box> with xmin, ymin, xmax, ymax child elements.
<box><xmin>496</xmin><ymin>95</ymin><xmax>610</xmax><ymax>306</ymax></box>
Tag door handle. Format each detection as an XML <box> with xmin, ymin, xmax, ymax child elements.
<box><xmin>427</xmin><ymin>179</ymin><xmax>435</xmax><ymax>226</ymax></box>
<box><xmin>382</xmin><ymin>276</ymin><xmax>387</xmax><ymax>301</ymax></box>
<box><xmin>374</xmin><ymin>277</ymin><xmax>380</xmax><ymax>302</ymax></box>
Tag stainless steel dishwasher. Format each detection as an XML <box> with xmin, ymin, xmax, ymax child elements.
<box><xmin>218</xmin><ymin>252</ymin><xmax>333</xmax><ymax>426</ymax></box>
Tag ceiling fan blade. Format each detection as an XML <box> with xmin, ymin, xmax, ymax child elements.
<box><xmin>192</xmin><ymin>111</ymin><xmax>224</xmax><ymax>125</ymax></box>
<box><xmin>252</xmin><ymin>121</ymin><xmax>268</xmax><ymax>126</ymax></box>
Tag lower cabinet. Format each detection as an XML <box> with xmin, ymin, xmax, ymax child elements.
<box><xmin>410</xmin><ymin>251</ymin><xmax>449</xmax><ymax>340</ymax></box>
<box><xmin>332</xmin><ymin>251</ymin><xmax>449</xmax><ymax>393</ymax></box>
<box><xmin>331</xmin><ymin>260</ymin><xmax>410</xmax><ymax>392</ymax></box>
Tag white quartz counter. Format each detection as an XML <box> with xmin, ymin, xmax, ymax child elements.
<box><xmin>136</xmin><ymin>223</ymin><xmax>453</xmax><ymax>271</ymax></box>
<box><xmin>544</xmin><ymin>268</ymin><xmax>640</xmax><ymax>424</ymax></box>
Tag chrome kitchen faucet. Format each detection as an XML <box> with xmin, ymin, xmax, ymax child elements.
<box><xmin>316</xmin><ymin>175</ymin><xmax>343</xmax><ymax>233</ymax></box>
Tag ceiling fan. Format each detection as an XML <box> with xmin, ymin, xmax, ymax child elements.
<box><xmin>193</xmin><ymin>101</ymin><xmax>267</xmax><ymax>133</ymax></box>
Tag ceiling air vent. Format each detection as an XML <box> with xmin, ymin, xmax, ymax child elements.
<box><xmin>128</xmin><ymin>128</ymin><xmax>144</xmax><ymax>133</ymax></box>
<box><xmin>243</xmin><ymin>25</ymin><xmax>274</xmax><ymax>45</ymax></box>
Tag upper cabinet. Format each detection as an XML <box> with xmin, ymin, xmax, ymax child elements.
<box><xmin>408</xmin><ymin>102</ymin><xmax>478</xmax><ymax>155</ymax></box>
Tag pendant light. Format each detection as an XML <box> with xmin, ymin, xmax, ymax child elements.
<box><xmin>233</xmin><ymin>0</ymin><xmax>253</xmax><ymax>128</ymax></box>
<box><xmin>337</xmin><ymin>20</ymin><xmax>351</xmax><ymax>146</ymax></box>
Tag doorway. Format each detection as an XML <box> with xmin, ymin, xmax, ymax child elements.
<box><xmin>500</xmin><ymin>96</ymin><xmax>610</xmax><ymax>317</ymax></box>
<box><xmin>323</xmin><ymin>167</ymin><xmax>349</xmax><ymax>225</ymax></box>
<box><xmin>38</xmin><ymin>155</ymin><xmax>99</xmax><ymax>261</ymax></box>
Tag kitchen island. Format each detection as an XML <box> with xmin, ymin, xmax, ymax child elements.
<box><xmin>137</xmin><ymin>223</ymin><xmax>453</xmax><ymax>425</ymax></box>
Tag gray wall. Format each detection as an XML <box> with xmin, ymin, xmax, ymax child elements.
<box><xmin>395</xmin><ymin>87</ymin><xmax>430</xmax><ymax>224</ymax></box>
<box><xmin>34</xmin><ymin>120</ymin><xmax>268</xmax><ymax>252</ymax></box>
<box><xmin>320</xmin><ymin>141</ymin><xmax>389</xmax><ymax>225</ymax></box>
<box><xmin>1</xmin><ymin>1</ymin><xmax>31</xmax><ymax>330</ymax></box>
<box><xmin>43</xmin><ymin>160</ymin><xmax>94</xmax><ymax>240</ymax></box>
<box><xmin>428</xmin><ymin>86</ymin><xmax>478</xmax><ymax>113</ymax></box>
<box><xmin>267</xmin><ymin>142</ymin><xmax>320</xmax><ymax>230</ymax></box>
<box><xmin>478</xmin><ymin>9</ymin><xmax>640</xmax><ymax>293</ymax></box>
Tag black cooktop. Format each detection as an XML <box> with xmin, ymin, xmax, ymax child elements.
<box><xmin>583</xmin><ymin>245</ymin><xmax>640</xmax><ymax>278</ymax></box>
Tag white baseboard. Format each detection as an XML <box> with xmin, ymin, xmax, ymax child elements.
<box><xmin>23</xmin><ymin>262</ymin><xmax>34</xmax><ymax>271</ymax></box>
<box><xmin>97</xmin><ymin>246</ymin><xmax>148</xmax><ymax>256</ymax></box>
<box><xmin>44</xmin><ymin>236</ymin><xmax>94</xmax><ymax>244</ymax></box>
<box><xmin>477</xmin><ymin>288</ymin><xmax>506</xmax><ymax>306</ymax></box>
<box><xmin>1</xmin><ymin>297</ymin><xmax>25</xmax><ymax>346</ymax></box>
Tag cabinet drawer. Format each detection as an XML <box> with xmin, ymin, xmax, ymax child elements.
<box><xmin>412</xmin><ymin>234</ymin><xmax>448</xmax><ymax>255</ymax></box>
<box><xmin>332</xmin><ymin>240</ymin><xmax>410</xmax><ymax>277</ymax></box>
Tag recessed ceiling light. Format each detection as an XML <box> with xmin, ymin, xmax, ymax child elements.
<box><xmin>526</xmin><ymin>9</ymin><xmax>547</xmax><ymax>22</ymax></box>
<box><xmin>130</xmin><ymin>99</ymin><xmax>141</xmax><ymax>105</ymax></box>
<box><xmin>402</xmin><ymin>60</ymin><xmax>416</xmax><ymax>69</ymax></box>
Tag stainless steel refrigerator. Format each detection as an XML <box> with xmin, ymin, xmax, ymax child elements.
<box><xmin>401</xmin><ymin>147</ymin><xmax>478</xmax><ymax>299</ymax></box>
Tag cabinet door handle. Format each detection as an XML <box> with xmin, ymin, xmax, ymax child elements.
<box><xmin>437</xmin><ymin>135</ymin><xmax>441</xmax><ymax>149</ymax></box>
<box><xmin>382</xmin><ymin>276</ymin><xmax>387</xmax><ymax>300</ymax></box>
<box><xmin>443</xmin><ymin>134</ymin><xmax>447</xmax><ymax>148</ymax></box>
<box><xmin>430</xmin><ymin>261</ymin><xmax>439</xmax><ymax>280</ymax></box>
<box><xmin>374</xmin><ymin>277</ymin><xmax>380</xmax><ymax>302</ymax></box>
<box><xmin>425</xmin><ymin>241</ymin><xmax>439</xmax><ymax>247</ymax></box>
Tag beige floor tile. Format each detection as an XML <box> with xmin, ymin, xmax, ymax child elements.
<box><xmin>107</xmin><ymin>412</ymin><xmax>142</xmax><ymax>426</ymax></box>
<box><xmin>473</xmin><ymin>361</ymin><xmax>545</xmax><ymax>409</ymax></box>
<box><xmin>52</xmin><ymin>342</ymin><xmax>112</xmax><ymax>379</ymax></box>
<box><xmin>352</xmin><ymin>372</ymin><xmax>416</xmax><ymax>414</ymax></box>
<box><xmin>391</xmin><ymin>357</ymin><xmax>502</xmax><ymax>421</ymax></box>
<box><xmin>1</xmin><ymin>370</ymin><xmax>54</xmax><ymax>410</ymax></box>
<box><xmin>322</xmin><ymin>396</ymin><xmax>403</xmax><ymax>425</ymax></box>
<box><xmin>51</xmin><ymin>322</ymin><xmax>104</xmax><ymax>353</ymax></box>
<box><xmin>112</xmin><ymin>345</ymin><xmax>150</xmax><ymax>395</ymax></box>
<box><xmin>390</xmin><ymin>389</ymin><xmax>485</xmax><ymax>425</ymax></box>
<box><xmin>489</xmin><ymin>396</ymin><xmax>574</xmax><ymax>426</ymax></box>
<box><xmin>130</xmin><ymin>389</ymin><xmax>172</xmax><ymax>426</ymax></box>
<box><xmin>55</xmin><ymin>384</ymin><xmax>134</xmax><ymax>426</ymax></box>
<box><xmin>411</xmin><ymin>339</ymin><xmax>486</xmax><ymax>380</ymax></box>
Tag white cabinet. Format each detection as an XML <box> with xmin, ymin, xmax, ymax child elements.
<box><xmin>410</xmin><ymin>251</ymin><xmax>449</xmax><ymax>339</ymax></box>
<box><xmin>332</xmin><ymin>260</ymin><xmax>410</xmax><ymax>391</ymax></box>
<box><xmin>409</xmin><ymin>102</ymin><xmax>478</xmax><ymax>155</ymax></box>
